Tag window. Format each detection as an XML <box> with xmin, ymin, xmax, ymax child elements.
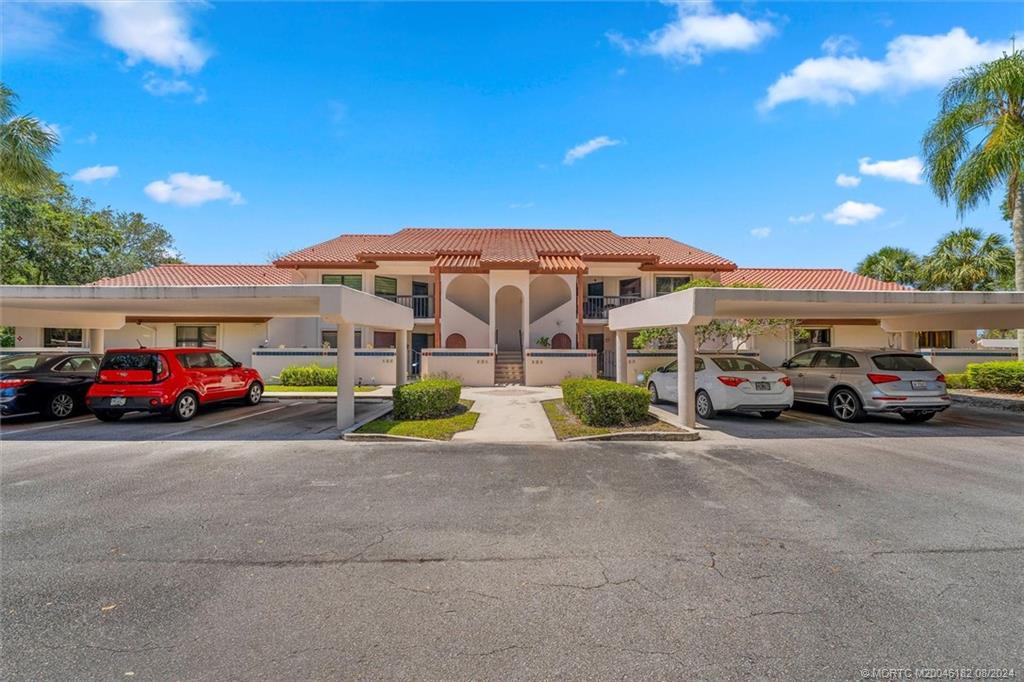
<box><xmin>102</xmin><ymin>352</ymin><xmax>161</xmax><ymax>371</ymax></box>
<box><xmin>55</xmin><ymin>356</ymin><xmax>99</xmax><ymax>372</ymax></box>
<box><xmin>176</xmin><ymin>325</ymin><xmax>217</xmax><ymax>348</ymax></box>
<box><xmin>786</xmin><ymin>351</ymin><xmax>817</xmax><ymax>368</ymax></box>
<box><xmin>373</xmin><ymin>331</ymin><xmax>397</xmax><ymax>348</ymax></box>
<box><xmin>321</xmin><ymin>330</ymin><xmax>361</xmax><ymax>349</ymax></box>
<box><xmin>872</xmin><ymin>354</ymin><xmax>937</xmax><ymax>372</ymax></box>
<box><xmin>0</xmin><ymin>355</ymin><xmax>47</xmax><ymax>371</ymax></box>
<box><xmin>711</xmin><ymin>357</ymin><xmax>775</xmax><ymax>372</ymax></box>
<box><xmin>662</xmin><ymin>360</ymin><xmax>678</xmax><ymax>373</ymax></box>
<box><xmin>322</xmin><ymin>274</ymin><xmax>363</xmax><ymax>289</ymax></box>
<box><xmin>177</xmin><ymin>352</ymin><xmax>213</xmax><ymax>369</ymax></box>
<box><xmin>374</xmin><ymin>276</ymin><xmax>398</xmax><ymax>297</ymax></box>
<box><xmin>619</xmin><ymin>278</ymin><xmax>641</xmax><ymax>299</ymax></box>
<box><xmin>812</xmin><ymin>351</ymin><xmax>858</xmax><ymax>369</ymax></box>
<box><xmin>209</xmin><ymin>351</ymin><xmax>236</xmax><ymax>368</ymax></box>
<box><xmin>694</xmin><ymin>358</ymin><xmax>705</xmax><ymax>372</ymax></box>
<box><xmin>655</xmin><ymin>276</ymin><xmax>691</xmax><ymax>296</ymax></box>
<box><xmin>793</xmin><ymin>327</ymin><xmax>831</xmax><ymax>353</ymax></box>
<box><xmin>917</xmin><ymin>331</ymin><xmax>953</xmax><ymax>349</ymax></box>
<box><xmin>43</xmin><ymin>328</ymin><xmax>83</xmax><ymax>347</ymax></box>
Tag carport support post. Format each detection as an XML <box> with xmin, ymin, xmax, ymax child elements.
<box><xmin>615</xmin><ymin>330</ymin><xmax>627</xmax><ymax>383</ymax></box>
<box><xmin>88</xmin><ymin>329</ymin><xmax>105</xmax><ymax>354</ymax></box>
<box><xmin>337</xmin><ymin>322</ymin><xmax>355</xmax><ymax>430</ymax></box>
<box><xmin>396</xmin><ymin>329</ymin><xmax>408</xmax><ymax>385</ymax></box>
<box><xmin>901</xmin><ymin>331</ymin><xmax>915</xmax><ymax>351</ymax></box>
<box><xmin>676</xmin><ymin>325</ymin><xmax>695</xmax><ymax>429</ymax></box>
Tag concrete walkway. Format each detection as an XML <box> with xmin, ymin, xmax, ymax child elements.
<box><xmin>454</xmin><ymin>385</ymin><xmax>560</xmax><ymax>442</ymax></box>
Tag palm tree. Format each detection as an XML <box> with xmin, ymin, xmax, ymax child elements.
<box><xmin>920</xmin><ymin>228</ymin><xmax>1014</xmax><ymax>291</ymax></box>
<box><xmin>0</xmin><ymin>83</ymin><xmax>60</xmax><ymax>194</ymax></box>
<box><xmin>855</xmin><ymin>246</ymin><xmax>922</xmax><ymax>287</ymax></box>
<box><xmin>922</xmin><ymin>49</ymin><xmax>1024</xmax><ymax>356</ymax></box>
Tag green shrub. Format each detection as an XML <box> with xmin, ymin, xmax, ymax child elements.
<box><xmin>561</xmin><ymin>377</ymin><xmax>650</xmax><ymax>427</ymax></box>
<box><xmin>964</xmin><ymin>361</ymin><xmax>1024</xmax><ymax>394</ymax></box>
<box><xmin>392</xmin><ymin>378</ymin><xmax>462</xmax><ymax>419</ymax></box>
<box><xmin>279</xmin><ymin>363</ymin><xmax>337</xmax><ymax>386</ymax></box>
<box><xmin>944</xmin><ymin>372</ymin><xmax>968</xmax><ymax>389</ymax></box>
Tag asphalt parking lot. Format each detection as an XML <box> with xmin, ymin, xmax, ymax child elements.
<box><xmin>2</xmin><ymin>403</ymin><xmax>1023</xmax><ymax>679</ymax></box>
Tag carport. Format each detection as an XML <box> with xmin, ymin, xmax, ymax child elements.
<box><xmin>0</xmin><ymin>285</ymin><xmax>414</xmax><ymax>429</ymax></box>
<box><xmin>608</xmin><ymin>288</ymin><xmax>1024</xmax><ymax>428</ymax></box>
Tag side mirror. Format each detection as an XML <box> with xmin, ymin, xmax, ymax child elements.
<box><xmin>233</xmin><ymin>361</ymin><xmax>243</xmax><ymax>368</ymax></box>
<box><xmin>781</xmin><ymin>360</ymin><xmax>792</xmax><ymax>368</ymax></box>
<box><xmin>654</xmin><ymin>365</ymin><xmax>664</xmax><ymax>373</ymax></box>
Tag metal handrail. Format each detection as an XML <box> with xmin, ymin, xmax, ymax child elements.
<box><xmin>583</xmin><ymin>295</ymin><xmax>643</xmax><ymax>319</ymax></box>
<box><xmin>378</xmin><ymin>294</ymin><xmax>433</xmax><ymax>318</ymax></box>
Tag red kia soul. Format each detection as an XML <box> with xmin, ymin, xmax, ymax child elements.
<box><xmin>86</xmin><ymin>348</ymin><xmax>264</xmax><ymax>422</ymax></box>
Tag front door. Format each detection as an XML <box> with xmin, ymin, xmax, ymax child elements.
<box><xmin>210</xmin><ymin>351</ymin><xmax>246</xmax><ymax>396</ymax></box>
<box><xmin>411</xmin><ymin>333</ymin><xmax>430</xmax><ymax>375</ymax></box>
<box><xmin>587</xmin><ymin>333</ymin><xmax>606</xmax><ymax>376</ymax></box>
<box><xmin>784</xmin><ymin>350</ymin><xmax>818</xmax><ymax>400</ymax></box>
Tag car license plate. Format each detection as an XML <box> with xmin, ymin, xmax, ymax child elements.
<box><xmin>110</xmin><ymin>397</ymin><xmax>126</xmax><ymax>406</ymax></box>
<box><xmin>911</xmin><ymin>380</ymin><xmax>927</xmax><ymax>390</ymax></box>
<box><xmin>755</xmin><ymin>382</ymin><xmax>771</xmax><ymax>391</ymax></box>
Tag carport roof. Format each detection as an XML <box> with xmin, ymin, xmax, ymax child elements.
<box><xmin>608</xmin><ymin>287</ymin><xmax>1024</xmax><ymax>332</ymax></box>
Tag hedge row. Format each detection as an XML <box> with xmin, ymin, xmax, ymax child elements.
<box><xmin>561</xmin><ymin>377</ymin><xmax>650</xmax><ymax>427</ymax></box>
<box><xmin>393</xmin><ymin>378</ymin><xmax>462</xmax><ymax>419</ymax></box>
<box><xmin>947</xmin><ymin>361</ymin><xmax>1024</xmax><ymax>394</ymax></box>
<box><xmin>279</xmin><ymin>364</ymin><xmax>337</xmax><ymax>386</ymax></box>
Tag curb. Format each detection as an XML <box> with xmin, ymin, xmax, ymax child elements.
<box><xmin>949</xmin><ymin>392</ymin><xmax>1024</xmax><ymax>413</ymax></box>
<box><xmin>563</xmin><ymin>430</ymin><xmax>700</xmax><ymax>442</ymax></box>
<box><xmin>342</xmin><ymin>432</ymin><xmax>437</xmax><ymax>443</ymax></box>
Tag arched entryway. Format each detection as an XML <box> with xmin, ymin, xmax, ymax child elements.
<box><xmin>494</xmin><ymin>285</ymin><xmax>523</xmax><ymax>351</ymax></box>
<box><xmin>551</xmin><ymin>332</ymin><xmax>572</xmax><ymax>349</ymax></box>
<box><xmin>445</xmin><ymin>333</ymin><xmax>467</xmax><ymax>349</ymax></box>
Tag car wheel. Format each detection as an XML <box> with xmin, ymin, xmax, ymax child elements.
<box><xmin>244</xmin><ymin>381</ymin><xmax>263</xmax><ymax>406</ymax></box>
<box><xmin>171</xmin><ymin>392</ymin><xmax>199</xmax><ymax>422</ymax></box>
<box><xmin>759</xmin><ymin>410</ymin><xmax>782</xmax><ymax>420</ymax></box>
<box><xmin>695</xmin><ymin>389</ymin><xmax>716</xmax><ymax>420</ymax></box>
<box><xmin>43</xmin><ymin>391</ymin><xmax>76</xmax><ymax>420</ymax></box>
<box><xmin>93</xmin><ymin>410</ymin><xmax>123</xmax><ymax>422</ymax></box>
<box><xmin>901</xmin><ymin>411</ymin><xmax>936</xmax><ymax>423</ymax></box>
<box><xmin>829</xmin><ymin>388</ymin><xmax>865</xmax><ymax>423</ymax></box>
<box><xmin>648</xmin><ymin>382</ymin><xmax>660</xmax><ymax>404</ymax></box>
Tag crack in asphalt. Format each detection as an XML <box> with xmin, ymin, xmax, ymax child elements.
<box><xmin>870</xmin><ymin>546</ymin><xmax>1024</xmax><ymax>557</ymax></box>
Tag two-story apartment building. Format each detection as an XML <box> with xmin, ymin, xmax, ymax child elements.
<box><xmin>12</xmin><ymin>227</ymin><xmax>987</xmax><ymax>382</ymax></box>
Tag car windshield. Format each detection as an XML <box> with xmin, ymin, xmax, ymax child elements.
<box><xmin>101</xmin><ymin>352</ymin><xmax>160</xmax><ymax>371</ymax></box>
<box><xmin>0</xmin><ymin>354</ymin><xmax>48</xmax><ymax>371</ymax></box>
<box><xmin>872</xmin><ymin>354</ymin><xmax>936</xmax><ymax>372</ymax></box>
<box><xmin>711</xmin><ymin>357</ymin><xmax>775</xmax><ymax>372</ymax></box>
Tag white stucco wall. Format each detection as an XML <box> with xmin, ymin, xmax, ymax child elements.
<box><xmin>250</xmin><ymin>348</ymin><xmax>397</xmax><ymax>385</ymax></box>
<box><xmin>421</xmin><ymin>348</ymin><xmax>495</xmax><ymax>386</ymax></box>
<box><xmin>524</xmin><ymin>349</ymin><xmax>596</xmax><ymax>386</ymax></box>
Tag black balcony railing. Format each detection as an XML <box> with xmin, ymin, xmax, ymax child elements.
<box><xmin>378</xmin><ymin>294</ymin><xmax>434</xmax><ymax>318</ymax></box>
<box><xmin>583</xmin><ymin>295</ymin><xmax>642</xmax><ymax>319</ymax></box>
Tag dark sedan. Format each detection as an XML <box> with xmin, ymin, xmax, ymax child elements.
<box><xmin>0</xmin><ymin>353</ymin><xmax>102</xmax><ymax>419</ymax></box>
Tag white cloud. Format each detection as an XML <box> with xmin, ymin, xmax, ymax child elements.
<box><xmin>750</xmin><ymin>227</ymin><xmax>772</xmax><ymax>239</ymax></box>
<box><xmin>788</xmin><ymin>213</ymin><xmax>815</xmax><ymax>224</ymax></box>
<box><xmin>72</xmin><ymin>165</ymin><xmax>119</xmax><ymax>183</ymax></box>
<box><xmin>82</xmin><ymin>0</ymin><xmax>209</xmax><ymax>72</ymax></box>
<box><xmin>143</xmin><ymin>73</ymin><xmax>194</xmax><ymax>96</ymax></box>
<box><xmin>836</xmin><ymin>173</ymin><xmax>861</xmax><ymax>188</ymax></box>
<box><xmin>821</xmin><ymin>34</ymin><xmax>859</xmax><ymax>57</ymax></box>
<box><xmin>2</xmin><ymin>3</ymin><xmax>63</xmax><ymax>55</ymax></box>
<box><xmin>144</xmin><ymin>172</ymin><xmax>244</xmax><ymax>207</ymax></box>
<box><xmin>608</xmin><ymin>1</ymin><xmax>775</xmax><ymax>65</ymax></box>
<box><xmin>76</xmin><ymin>132</ymin><xmax>98</xmax><ymax>144</ymax></box>
<box><xmin>563</xmin><ymin>136</ymin><xmax>622</xmax><ymax>165</ymax></box>
<box><xmin>858</xmin><ymin>156</ymin><xmax>924</xmax><ymax>184</ymax></box>
<box><xmin>825</xmin><ymin>200</ymin><xmax>884</xmax><ymax>225</ymax></box>
<box><xmin>761</xmin><ymin>28</ymin><xmax>1014</xmax><ymax>110</ymax></box>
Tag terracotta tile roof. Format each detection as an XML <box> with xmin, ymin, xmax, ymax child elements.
<box><xmin>275</xmin><ymin>227</ymin><xmax>735</xmax><ymax>271</ymax></box>
<box><xmin>720</xmin><ymin>268</ymin><xmax>909</xmax><ymax>291</ymax></box>
<box><xmin>432</xmin><ymin>254</ymin><xmax>481</xmax><ymax>271</ymax></box>
<box><xmin>92</xmin><ymin>265</ymin><xmax>303</xmax><ymax>287</ymax></box>
<box><xmin>536</xmin><ymin>254</ymin><xmax>586</xmax><ymax>273</ymax></box>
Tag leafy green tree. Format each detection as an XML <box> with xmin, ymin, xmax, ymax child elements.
<box><xmin>921</xmin><ymin>48</ymin><xmax>1024</xmax><ymax>357</ymax></box>
<box><xmin>855</xmin><ymin>246</ymin><xmax>922</xmax><ymax>287</ymax></box>
<box><xmin>0</xmin><ymin>184</ymin><xmax>180</xmax><ymax>285</ymax></box>
<box><xmin>919</xmin><ymin>227</ymin><xmax>1014</xmax><ymax>291</ymax></box>
<box><xmin>0</xmin><ymin>83</ymin><xmax>60</xmax><ymax>194</ymax></box>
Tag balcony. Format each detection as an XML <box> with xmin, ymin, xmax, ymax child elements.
<box><xmin>583</xmin><ymin>295</ymin><xmax>643</xmax><ymax>320</ymax></box>
<box><xmin>378</xmin><ymin>294</ymin><xmax>434</xmax><ymax>319</ymax></box>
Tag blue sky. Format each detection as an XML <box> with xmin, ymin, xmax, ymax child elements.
<box><xmin>4</xmin><ymin>2</ymin><xmax>1018</xmax><ymax>269</ymax></box>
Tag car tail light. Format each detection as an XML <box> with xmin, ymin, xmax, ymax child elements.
<box><xmin>0</xmin><ymin>378</ymin><xmax>35</xmax><ymax>389</ymax></box>
<box><xmin>866</xmin><ymin>373</ymin><xmax>901</xmax><ymax>385</ymax></box>
<box><xmin>717</xmin><ymin>376</ymin><xmax>748</xmax><ymax>387</ymax></box>
<box><xmin>149</xmin><ymin>398</ymin><xmax>159</xmax><ymax>406</ymax></box>
<box><xmin>936</xmin><ymin>374</ymin><xmax>946</xmax><ymax>383</ymax></box>
<box><xmin>779</xmin><ymin>376</ymin><xmax>792</xmax><ymax>386</ymax></box>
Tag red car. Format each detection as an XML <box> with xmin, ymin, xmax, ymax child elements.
<box><xmin>86</xmin><ymin>348</ymin><xmax>264</xmax><ymax>422</ymax></box>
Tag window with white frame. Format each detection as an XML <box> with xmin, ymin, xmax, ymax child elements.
<box><xmin>655</xmin><ymin>276</ymin><xmax>691</xmax><ymax>295</ymax></box>
<box><xmin>320</xmin><ymin>330</ymin><xmax>361</xmax><ymax>349</ymax></box>
<box><xmin>175</xmin><ymin>325</ymin><xmax>218</xmax><ymax>348</ymax></box>
<box><xmin>43</xmin><ymin>328</ymin><xmax>83</xmax><ymax>347</ymax></box>
<box><xmin>322</xmin><ymin>274</ymin><xmax>363</xmax><ymax>289</ymax></box>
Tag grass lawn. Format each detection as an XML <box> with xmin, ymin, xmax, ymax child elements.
<box><xmin>542</xmin><ymin>398</ymin><xmax>681</xmax><ymax>440</ymax></box>
<box><xmin>265</xmin><ymin>385</ymin><xmax>379</xmax><ymax>393</ymax></box>
<box><xmin>355</xmin><ymin>400</ymin><xmax>479</xmax><ymax>440</ymax></box>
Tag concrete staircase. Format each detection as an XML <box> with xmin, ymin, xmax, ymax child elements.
<box><xmin>495</xmin><ymin>351</ymin><xmax>524</xmax><ymax>385</ymax></box>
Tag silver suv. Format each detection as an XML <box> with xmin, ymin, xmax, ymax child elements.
<box><xmin>780</xmin><ymin>347</ymin><xmax>950</xmax><ymax>423</ymax></box>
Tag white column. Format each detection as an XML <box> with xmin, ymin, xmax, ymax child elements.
<box><xmin>676</xmin><ymin>325</ymin><xmax>696</xmax><ymax>429</ymax></box>
<box><xmin>488</xmin><ymin>276</ymin><xmax>497</xmax><ymax>349</ymax></box>
<box><xmin>615</xmin><ymin>330</ymin><xmax>628</xmax><ymax>383</ymax></box>
<box><xmin>521</xmin><ymin>285</ymin><xmax>530</xmax><ymax>351</ymax></box>
<box><xmin>88</xmin><ymin>329</ymin><xmax>105</xmax><ymax>354</ymax></box>
<box><xmin>900</xmin><ymin>331</ymin><xmax>915</xmax><ymax>351</ymax></box>
<box><xmin>336</xmin><ymin>322</ymin><xmax>355</xmax><ymax>430</ymax></box>
<box><xmin>396</xmin><ymin>329</ymin><xmax>408</xmax><ymax>386</ymax></box>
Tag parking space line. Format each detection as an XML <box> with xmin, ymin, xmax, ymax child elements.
<box><xmin>151</xmin><ymin>404</ymin><xmax>291</xmax><ymax>441</ymax></box>
<box><xmin>780</xmin><ymin>411</ymin><xmax>880</xmax><ymax>437</ymax></box>
<box><xmin>1</xmin><ymin>415</ymin><xmax>98</xmax><ymax>436</ymax></box>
